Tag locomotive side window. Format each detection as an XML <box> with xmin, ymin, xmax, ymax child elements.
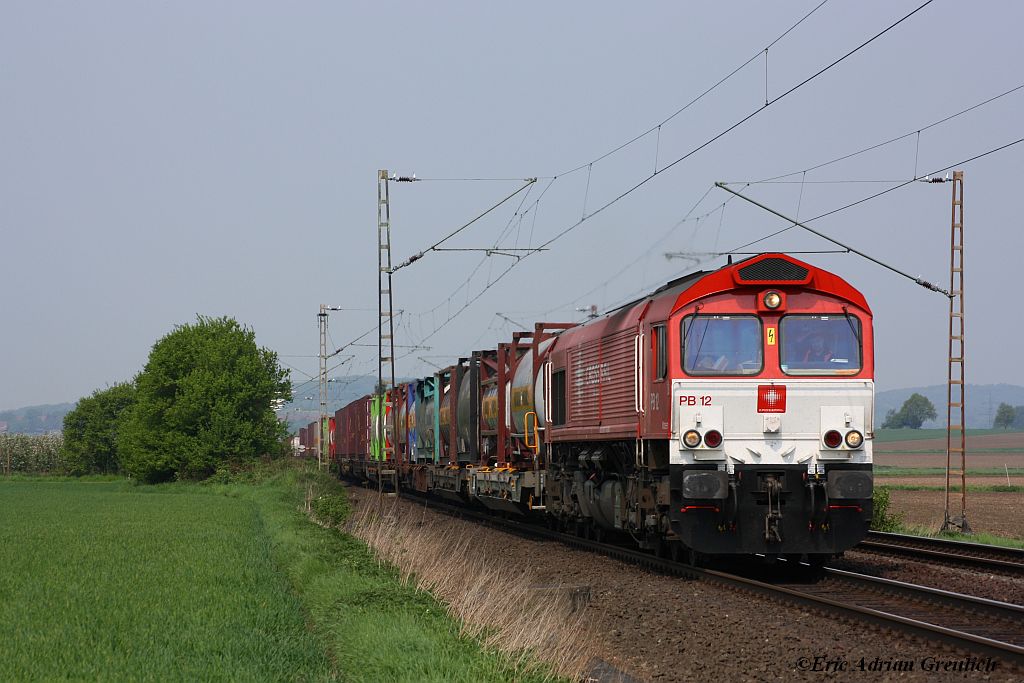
<box><xmin>653</xmin><ymin>324</ymin><xmax>667</xmax><ymax>381</ymax></box>
<box><xmin>681</xmin><ymin>315</ymin><xmax>762</xmax><ymax>375</ymax></box>
<box><xmin>779</xmin><ymin>314</ymin><xmax>862</xmax><ymax>375</ymax></box>
<box><xmin>550</xmin><ymin>369</ymin><xmax>567</xmax><ymax>425</ymax></box>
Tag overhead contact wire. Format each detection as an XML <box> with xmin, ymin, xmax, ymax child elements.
<box><xmin>535</xmin><ymin>0</ymin><xmax>936</xmax><ymax>251</ymax></box>
<box><xmin>556</xmin><ymin>0</ymin><xmax>832</xmax><ymax>177</ymax></box>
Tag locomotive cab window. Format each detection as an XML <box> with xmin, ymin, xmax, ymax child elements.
<box><xmin>681</xmin><ymin>315</ymin><xmax>762</xmax><ymax>375</ymax></box>
<box><xmin>653</xmin><ymin>324</ymin><xmax>667</xmax><ymax>381</ymax></box>
<box><xmin>779</xmin><ymin>314</ymin><xmax>862</xmax><ymax>375</ymax></box>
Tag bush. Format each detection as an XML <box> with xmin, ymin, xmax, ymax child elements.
<box><xmin>310</xmin><ymin>492</ymin><xmax>350</xmax><ymax>527</ymax></box>
<box><xmin>871</xmin><ymin>486</ymin><xmax>903</xmax><ymax>532</ymax></box>
<box><xmin>61</xmin><ymin>383</ymin><xmax>136</xmax><ymax>475</ymax></box>
<box><xmin>118</xmin><ymin>315</ymin><xmax>291</xmax><ymax>483</ymax></box>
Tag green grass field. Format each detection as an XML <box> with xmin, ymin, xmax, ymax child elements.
<box><xmin>0</xmin><ymin>469</ymin><xmax>557</xmax><ymax>682</ymax></box>
<box><xmin>0</xmin><ymin>480</ymin><xmax>333</xmax><ymax>680</ymax></box>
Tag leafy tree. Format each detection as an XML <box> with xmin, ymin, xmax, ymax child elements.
<box><xmin>882</xmin><ymin>392</ymin><xmax>937</xmax><ymax>429</ymax></box>
<box><xmin>61</xmin><ymin>383</ymin><xmax>136</xmax><ymax>475</ymax></box>
<box><xmin>118</xmin><ymin>316</ymin><xmax>291</xmax><ymax>483</ymax></box>
<box><xmin>993</xmin><ymin>402</ymin><xmax>1017</xmax><ymax>429</ymax></box>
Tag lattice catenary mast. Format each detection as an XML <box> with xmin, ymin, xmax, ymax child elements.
<box><xmin>318</xmin><ymin>305</ymin><xmax>328</xmax><ymax>471</ymax></box>
<box><xmin>377</xmin><ymin>170</ymin><xmax>398</xmax><ymax>496</ymax></box>
<box><xmin>942</xmin><ymin>171</ymin><xmax>970</xmax><ymax>533</ymax></box>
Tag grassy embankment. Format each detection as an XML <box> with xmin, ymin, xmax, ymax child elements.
<box><xmin>0</xmin><ymin>466</ymin><xmax>560</xmax><ymax>682</ymax></box>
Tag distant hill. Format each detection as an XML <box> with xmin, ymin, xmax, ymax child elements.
<box><xmin>0</xmin><ymin>403</ymin><xmax>75</xmax><ymax>434</ymax></box>
<box><xmin>876</xmin><ymin>384</ymin><xmax>1024</xmax><ymax>429</ymax></box>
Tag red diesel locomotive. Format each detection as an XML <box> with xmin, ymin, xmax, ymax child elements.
<box><xmin>323</xmin><ymin>253</ymin><xmax>874</xmax><ymax>563</ymax></box>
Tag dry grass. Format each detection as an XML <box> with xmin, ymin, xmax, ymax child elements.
<box><xmin>342</xmin><ymin>497</ymin><xmax>598</xmax><ymax>681</ymax></box>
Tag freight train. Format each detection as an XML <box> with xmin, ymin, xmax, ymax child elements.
<box><xmin>302</xmin><ymin>253</ymin><xmax>874</xmax><ymax>564</ymax></box>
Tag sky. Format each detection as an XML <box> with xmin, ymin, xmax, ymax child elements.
<box><xmin>2</xmin><ymin>1</ymin><xmax>1022</xmax><ymax>411</ymax></box>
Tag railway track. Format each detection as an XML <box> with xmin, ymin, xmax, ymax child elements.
<box><xmin>387</xmin><ymin>489</ymin><xmax>1024</xmax><ymax>668</ymax></box>
<box><xmin>856</xmin><ymin>531</ymin><xmax>1024</xmax><ymax>575</ymax></box>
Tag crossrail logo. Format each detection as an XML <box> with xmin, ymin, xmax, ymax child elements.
<box><xmin>758</xmin><ymin>384</ymin><xmax>787</xmax><ymax>413</ymax></box>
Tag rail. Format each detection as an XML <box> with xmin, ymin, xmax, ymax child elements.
<box><xmin>858</xmin><ymin>531</ymin><xmax>1024</xmax><ymax>576</ymax></box>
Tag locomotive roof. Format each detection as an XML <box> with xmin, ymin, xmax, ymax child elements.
<box><xmin>574</xmin><ymin>252</ymin><xmax>870</xmax><ymax>329</ymax></box>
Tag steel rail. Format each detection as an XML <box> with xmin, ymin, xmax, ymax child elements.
<box><xmin>858</xmin><ymin>531</ymin><xmax>1024</xmax><ymax>575</ymax></box>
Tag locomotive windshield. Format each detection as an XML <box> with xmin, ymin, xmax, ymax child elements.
<box><xmin>779</xmin><ymin>314</ymin><xmax>862</xmax><ymax>375</ymax></box>
<box><xmin>681</xmin><ymin>315</ymin><xmax>762</xmax><ymax>375</ymax></box>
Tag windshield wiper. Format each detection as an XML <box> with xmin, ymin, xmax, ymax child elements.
<box><xmin>841</xmin><ymin>306</ymin><xmax>862</xmax><ymax>345</ymax></box>
<box><xmin>684</xmin><ymin>304</ymin><xmax>709</xmax><ymax>363</ymax></box>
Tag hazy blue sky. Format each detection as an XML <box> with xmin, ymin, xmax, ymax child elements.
<box><xmin>2</xmin><ymin>1</ymin><xmax>1021</xmax><ymax>410</ymax></box>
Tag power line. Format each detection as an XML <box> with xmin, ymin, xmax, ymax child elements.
<box><xmin>545</xmin><ymin>137</ymin><xmax>1024</xmax><ymax>323</ymax></box>
<box><xmin>392</xmin><ymin>2</ymin><xmax>934</xmax><ymax>354</ymax></box>
<box><xmin>751</xmin><ymin>81</ymin><xmax>1024</xmax><ymax>183</ymax></box>
<box><xmin>535</xmin><ymin>0</ymin><xmax>936</xmax><ymax>252</ymax></box>
<box><xmin>716</xmin><ymin>182</ymin><xmax>950</xmax><ymax>295</ymax></box>
<box><xmin>391</xmin><ymin>179</ymin><xmax>536</xmax><ymax>273</ymax></box>
<box><xmin>539</xmin><ymin>186</ymin><xmax>726</xmax><ymax>316</ymax></box>
<box><xmin>413</xmin><ymin>176</ymin><xmax>553</xmax><ymax>182</ymax></box>
<box><xmin>719</xmin><ymin>136</ymin><xmax>1024</xmax><ymax>262</ymax></box>
<box><xmin>726</xmin><ymin>179</ymin><xmax>910</xmax><ymax>184</ymax></box>
<box><xmin>556</xmin><ymin>0</ymin><xmax>832</xmax><ymax>177</ymax></box>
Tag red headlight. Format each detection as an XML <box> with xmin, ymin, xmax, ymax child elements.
<box><xmin>704</xmin><ymin>430</ymin><xmax>723</xmax><ymax>449</ymax></box>
<box><xmin>823</xmin><ymin>430</ymin><xmax>843</xmax><ymax>448</ymax></box>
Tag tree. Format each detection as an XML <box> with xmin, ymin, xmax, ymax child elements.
<box><xmin>994</xmin><ymin>403</ymin><xmax>1016</xmax><ymax>429</ymax></box>
<box><xmin>118</xmin><ymin>316</ymin><xmax>291</xmax><ymax>483</ymax></box>
<box><xmin>882</xmin><ymin>393</ymin><xmax>937</xmax><ymax>429</ymax></box>
<box><xmin>61</xmin><ymin>383</ymin><xmax>136</xmax><ymax>475</ymax></box>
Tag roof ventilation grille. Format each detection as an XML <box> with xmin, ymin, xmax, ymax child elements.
<box><xmin>737</xmin><ymin>258</ymin><xmax>809</xmax><ymax>281</ymax></box>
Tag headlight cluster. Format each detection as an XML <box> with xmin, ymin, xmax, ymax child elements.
<box><xmin>823</xmin><ymin>429</ymin><xmax>864</xmax><ymax>449</ymax></box>
<box><xmin>682</xmin><ymin>429</ymin><xmax>723</xmax><ymax>449</ymax></box>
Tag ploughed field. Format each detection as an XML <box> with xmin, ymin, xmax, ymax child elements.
<box><xmin>0</xmin><ymin>481</ymin><xmax>333</xmax><ymax>680</ymax></box>
<box><xmin>874</xmin><ymin>431</ymin><xmax>1024</xmax><ymax>540</ymax></box>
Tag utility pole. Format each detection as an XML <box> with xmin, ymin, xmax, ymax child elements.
<box><xmin>318</xmin><ymin>305</ymin><xmax>328</xmax><ymax>471</ymax></box>
<box><xmin>377</xmin><ymin>170</ymin><xmax>398</xmax><ymax>496</ymax></box>
<box><xmin>941</xmin><ymin>170</ymin><xmax>970</xmax><ymax>533</ymax></box>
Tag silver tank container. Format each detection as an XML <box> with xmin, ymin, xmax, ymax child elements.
<box><xmin>456</xmin><ymin>374</ymin><xmax>473</xmax><ymax>452</ymax></box>
<box><xmin>510</xmin><ymin>339</ymin><xmax>553</xmax><ymax>433</ymax></box>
